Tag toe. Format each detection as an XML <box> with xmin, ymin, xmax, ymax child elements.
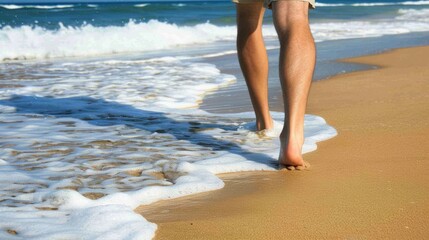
<box><xmin>286</xmin><ymin>165</ymin><xmax>296</xmax><ymax>171</ymax></box>
<box><xmin>295</xmin><ymin>161</ymin><xmax>310</xmax><ymax>170</ymax></box>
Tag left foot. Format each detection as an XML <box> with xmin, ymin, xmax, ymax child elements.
<box><xmin>256</xmin><ymin>116</ymin><xmax>273</xmax><ymax>131</ymax></box>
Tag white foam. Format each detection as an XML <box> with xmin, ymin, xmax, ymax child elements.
<box><xmin>134</xmin><ymin>4</ymin><xmax>150</xmax><ymax>8</ymax></box>
<box><xmin>311</xmin><ymin>9</ymin><xmax>429</xmax><ymax>42</ymax></box>
<box><xmin>402</xmin><ymin>0</ymin><xmax>429</xmax><ymax>5</ymax></box>
<box><xmin>0</xmin><ymin>20</ymin><xmax>237</xmax><ymax>61</ymax></box>
<box><xmin>0</xmin><ymin>4</ymin><xmax>74</xmax><ymax>10</ymax></box>
<box><xmin>0</xmin><ymin>204</ymin><xmax>156</xmax><ymax>240</ymax></box>
<box><xmin>0</xmin><ymin>55</ymin><xmax>337</xmax><ymax>239</ymax></box>
<box><xmin>316</xmin><ymin>3</ymin><xmax>346</xmax><ymax>7</ymax></box>
<box><xmin>352</xmin><ymin>2</ymin><xmax>396</xmax><ymax>6</ymax></box>
<box><xmin>397</xmin><ymin>8</ymin><xmax>429</xmax><ymax>21</ymax></box>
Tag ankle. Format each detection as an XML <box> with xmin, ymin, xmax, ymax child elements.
<box><xmin>280</xmin><ymin>131</ymin><xmax>304</xmax><ymax>147</ymax></box>
<box><xmin>256</xmin><ymin>116</ymin><xmax>273</xmax><ymax>131</ymax></box>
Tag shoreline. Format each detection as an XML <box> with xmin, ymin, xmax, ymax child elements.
<box><xmin>200</xmin><ymin>31</ymin><xmax>429</xmax><ymax>114</ymax></box>
<box><xmin>137</xmin><ymin>45</ymin><xmax>429</xmax><ymax>239</ymax></box>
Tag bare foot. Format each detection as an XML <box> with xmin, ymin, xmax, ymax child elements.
<box><xmin>278</xmin><ymin>136</ymin><xmax>310</xmax><ymax>171</ymax></box>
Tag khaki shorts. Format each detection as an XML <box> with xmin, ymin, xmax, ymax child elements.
<box><xmin>232</xmin><ymin>0</ymin><xmax>316</xmax><ymax>9</ymax></box>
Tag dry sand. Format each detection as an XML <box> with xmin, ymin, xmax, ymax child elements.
<box><xmin>137</xmin><ymin>46</ymin><xmax>429</xmax><ymax>239</ymax></box>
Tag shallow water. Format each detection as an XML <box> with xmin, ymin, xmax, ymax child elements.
<box><xmin>0</xmin><ymin>54</ymin><xmax>336</xmax><ymax>239</ymax></box>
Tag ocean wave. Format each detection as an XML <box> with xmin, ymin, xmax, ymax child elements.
<box><xmin>316</xmin><ymin>3</ymin><xmax>346</xmax><ymax>7</ymax></box>
<box><xmin>0</xmin><ymin>20</ymin><xmax>236</xmax><ymax>61</ymax></box>
<box><xmin>0</xmin><ymin>4</ymin><xmax>74</xmax><ymax>10</ymax></box>
<box><xmin>1</xmin><ymin>7</ymin><xmax>429</xmax><ymax>62</ymax></box>
<box><xmin>134</xmin><ymin>3</ymin><xmax>150</xmax><ymax>8</ymax></box>
<box><xmin>401</xmin><ymin>0</ymin><xmax>429</xmax><ymax>5</ymax></box>
<box><xmin>317</xmin><ymin>0</ymin><xmax>429</xmax><ymax>7</ymax></box>
<box><xmin>397</xmin><ymin>8</ymin><xmax>429</xmax><ymax>21</ymax></box>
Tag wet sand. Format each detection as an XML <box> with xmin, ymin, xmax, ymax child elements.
<box><xmin>137</xmin><ymin>46</ymin><xmax>429</xmax><ymax>239</ymax></box>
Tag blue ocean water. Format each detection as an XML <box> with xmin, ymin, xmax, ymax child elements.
<box><xmin>0</xmin><ymin>1</ymin><xmax>428</xmax><ymax>239</ymax></box>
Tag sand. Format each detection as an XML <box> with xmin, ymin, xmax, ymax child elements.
<box><xmin>137</xmin><ymin>46</ymin><xmax>429</xmax><ymax>239</ymax></box>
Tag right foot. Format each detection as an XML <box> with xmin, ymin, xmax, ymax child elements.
<box><xmin>278</xmin><ymin>136</ymin><xmax>309</xmax><ymax>170</ymax></box>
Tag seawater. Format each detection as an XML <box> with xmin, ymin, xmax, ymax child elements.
<box><xmin>0</xmin><ymin>0</ymin><xmax>428</xmax><ymax>239</ymax></box>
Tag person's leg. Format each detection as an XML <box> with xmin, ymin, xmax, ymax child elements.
<box><xmin>272</xmin><ymin>1</ymin><xmax>315</xmax><ymax>169</ymax></box>
<box><xmin>236</xmin><ymin>3</ymin><xmax>273</xmax><ymax>131</ymax></box>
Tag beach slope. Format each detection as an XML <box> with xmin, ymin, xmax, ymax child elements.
<box><xmin>137</xmin><ymin>46</ymin><xmax>429</xmax><ymax>239</ymax></box>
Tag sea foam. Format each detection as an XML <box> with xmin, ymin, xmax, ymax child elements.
<box><xmin>134</xmin><ymin>3</ymin><xmax>150</xmax><ymax>8</ymax></box>
<box><xmin>0</xmin><ymin>21</ymin><xmax>236</xmax><ymax>61</ymax></box>
<box><xmin>0</xmin><ymin>4</ymin><xmax>74</xmax><ymax>10</ymax></box>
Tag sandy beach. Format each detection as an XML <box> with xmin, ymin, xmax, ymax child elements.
<box><xmin>137</xmin><ymin>46</ymin><xmax>429</xmax><ymax>239</ymax></box>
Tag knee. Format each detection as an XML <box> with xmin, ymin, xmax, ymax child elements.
<box><xmin>272</xmin><ymin>2</ymin><xmax>311</xmax><ymax>41</ymax></box>
<box><xmin>274</xmin><ymin>16</ymin><xmax>312</xmax><ymax>45</ymax></box>
<box><xmin>236</xmin><ymin>21</ymin><xmax>264</xmax><ymax>48</ymax></box>
<box><xmin>237</xmin><ymin>20</ymin><xmax>262</xmax><ymax>37</ymax></box>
